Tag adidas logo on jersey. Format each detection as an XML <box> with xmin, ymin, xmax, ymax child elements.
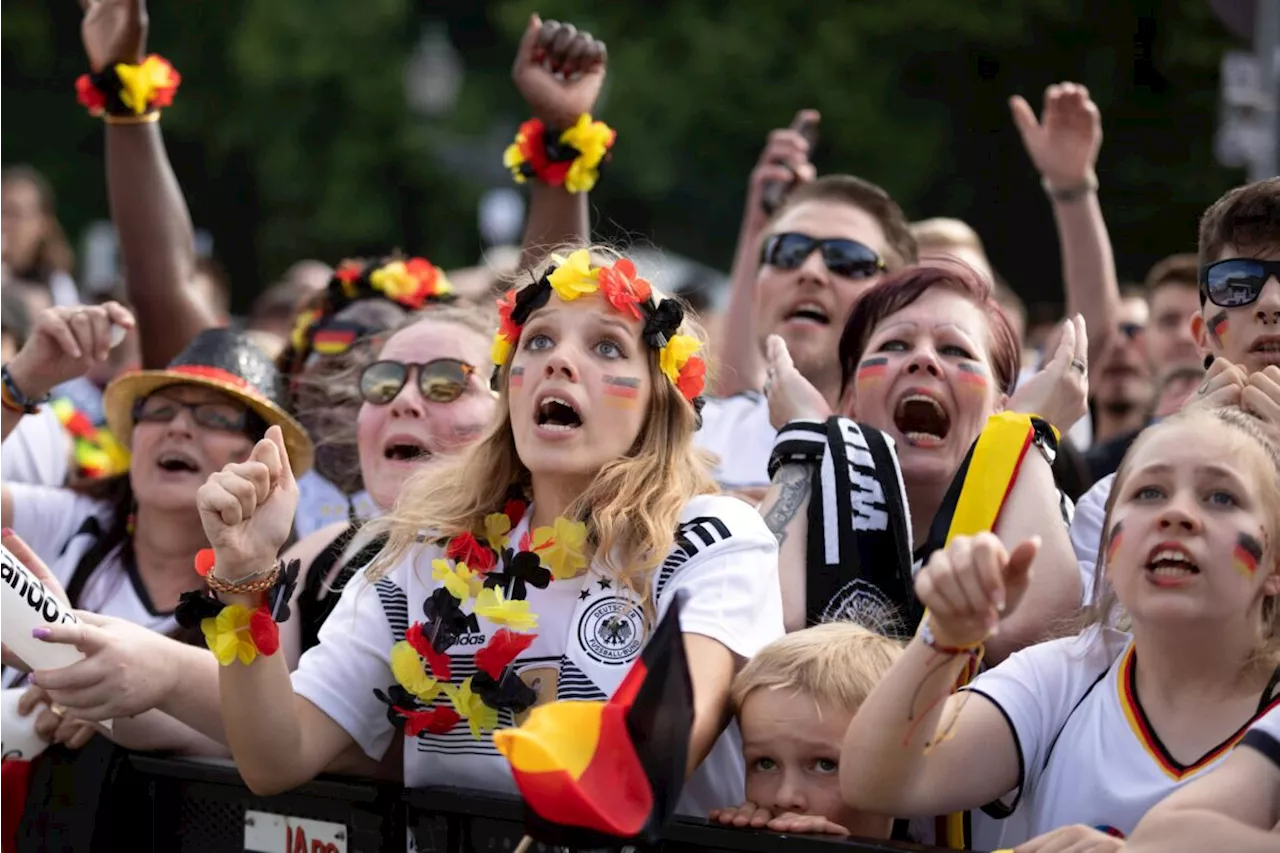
<box><xmin>453</xmin><ymin>613</ymin><xmax>486</xmax><ymax>645</ymax></box>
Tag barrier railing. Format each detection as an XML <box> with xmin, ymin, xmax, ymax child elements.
<box><xmin>40</xmin><ymin>753</ymin><xmax>956</xmax><ymax>853</ymax></box>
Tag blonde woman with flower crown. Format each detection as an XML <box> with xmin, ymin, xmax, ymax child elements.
<box><xmin>194</xmin><ymin>247</ymin><xmax>785</xmax><ymax>811</ymax></box>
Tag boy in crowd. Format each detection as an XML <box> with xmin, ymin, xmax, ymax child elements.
<box><xmin>710</xmin><ymin>623</ymin><xmax>903</xmax><ymax>837</ymax></box>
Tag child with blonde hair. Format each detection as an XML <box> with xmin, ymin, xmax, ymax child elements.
<box><xmin>711</xmin><ymin>622</ymin><xmax>902</xmax><ymax>837</ymax></box>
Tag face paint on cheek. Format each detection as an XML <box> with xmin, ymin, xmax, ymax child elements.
<box><xmin>1106</xmin><ymin>520</ymin><xmax>1124</xmax><ymax>566</ymax></box>
<box><xmin>509</xmin><ymin>366</ymin><xmax>524</xmax><ymax>389</ymax></box>
<box><xmin>855</xmin><ymin>356</ymin><xmax>888</xmax><ymax>388</ymax></box>
<box><xmin>1233</xmin><ymin>532</ymin><xmax>1263</xmax><ymax>578</ymax></box>
<box><xmin>1208</xmin><ymin>311</ymin><xmax>1229</xmax><ymax>348</ymax></box>
<box><xmin>956</xmin><ymin>361</ymin><xmax>990</xmax><ymax>393</ymax></box>
<box><xmin>602</xmin><ymin>375</ymin><xmax>641</xmax><ymax>407</ymax></box>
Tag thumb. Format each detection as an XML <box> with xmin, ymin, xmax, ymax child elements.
<box><xmin>1008</xmin><ymin>95</ymin><xmax>1039</xmax><ymax>140</ymax></box>
<box><xmin>766</xmin><ymin>334</ymin><xmax>794</xmax><ymax>374</ymax></box>
<box><xmin>516</xmin><ymin>12</ymin><xmax>543</xmax><ymax>63</ymax></box>
<box><xmin>267</xmin><ymin>425</ymin><xmax>298</xmax><ymax>492</ymax></box>
<box><xmin>1005</xmin><ymin>536</ymin><xmax>1040</xmax><ymax>580</ymax></box>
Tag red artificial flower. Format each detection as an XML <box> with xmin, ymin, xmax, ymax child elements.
<box><xmin>194</xmin><ymin>548</ymin><xmax>216</xmax><ymax>577</ymax></box>
<box><xmin>675</xmin><ymin>356</ymin><xmax>707</xmax><ymax>401</ymax></box>
<box><xmin>503</xmin><ymin>498</ymin><xmax>528</xmax><ymax>528</ymax></box>
<box><xmin>495</xmin><ymin>289</ymin><xmax>521</xmax><ymax>341</ymax></box>
<box><xmin>405</xmin><ymin>622</ymin><xmax>452</xmax><ymax>681</ymax></box>
<box><xmin>401</xmin><ymin>705</ymin><xmax>462</xmax><ymax>737</ymax></box>
<box><xmin>249</xmin><ymin>608</ymin><xmax>280</xmax><ymax>656</ymax></box>
<box><xmin>475</xmin><ymin>629</ymin><xmax>537</xmax><ymax>679</ymax></box>
<box><xmin>334</xmin><ymin>259</ymin><xmax>364</xmax><ymax>285</ymax></box>
<box><xmin>518</xmin><ymin>530</ymin><xmax>533</xmax><ymax>553</ymax></box>
<box><xmin>64</xmin><ymin>410</ymin><xmax>95</xmax><ymax>438</ymax></box>
<box><xmin>597</xmin><ymin>259</ymin><xmax>652</xmax><ymax>321</ymax></box>
<box><xmin>147</xmin><ymin>57</ymin><xmax>182</xmax><ymax>108</ymax></box>
<box><xmin>447</xmin><ymin>532</ymin><xmax>497</xmax><ymax>573</ymax></box>
<box><xmin>75</xmin><ymin>75</ymin><xmax>106</xmax><ymax>114</ymax></box>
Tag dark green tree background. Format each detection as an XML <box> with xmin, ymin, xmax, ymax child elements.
<box><xmin>1</xmin><ymin>0</ymin><xmax>1249</xmax><ymax>316</ymax></box>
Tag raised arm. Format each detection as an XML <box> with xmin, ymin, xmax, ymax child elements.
<box><xmin>715</xmin><ymin>114</ymin><xmax>818</xmax><ymax>397</ymax></box>
<box><xmin>1011</xmin><ymin>83</ymin><xmax>1118</xmax><ymax>368</ymax></box>
<box><xmin>82</xmin><ymin>0</ymin><xmax>219</xmax><ymax>369</ymax></box>
<box><xmin>510</xmin><ymin>15</ymin><xmax>607</xmax><ymax>270</ymax></box>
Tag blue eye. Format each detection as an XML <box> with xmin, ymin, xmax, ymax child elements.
<box><xmin>813</xmin><ymin>758</ymin><xmax>838</xmax><ymax>774</ymax></box>
<box><xmin>752</xmin><ymin>757</ymin><xmax>777</xmax><ymax>771</ymax></box>
<box><xmin>1207</xmin><ymin>490</ymin><xmax>1238</xmax><ymax>507</ymax></box>
<box><xmin>596</xmin><ymin>339</ymin><xmax>623</xmax><ymax>359</ymax></box>
<box><xmin>942</xmin><ymin>345</ymin><xmax>974</xmax><ymax>358</ymax></box>
<box><xmin>878</xmin><ymin>340</ymin><xmax>908</xmax><ymax>352</ymax></box>
<box><xmin>524</xmin><ymin>333</ymin><xmax>553</xmax><ymax>352</ymax></box>
<box><xmin>1133</xmin><ymin>485</ymin><xmax>1164</xmax><ymax>501</ymax></box>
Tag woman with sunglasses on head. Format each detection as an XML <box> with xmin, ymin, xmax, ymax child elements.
<box><xmin>192</xmin><ymin>246</ymin><xmax>782</xmax><ymax>809</ymax></box>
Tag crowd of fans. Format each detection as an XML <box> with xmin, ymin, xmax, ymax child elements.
<box><xmin>2</xmin><ymin>2</ymin><xmax>1279</xmax><ymax>851</ymax></box>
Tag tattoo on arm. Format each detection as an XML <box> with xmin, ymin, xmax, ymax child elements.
<box><xmin>762</xmin><ymin>464</ymin><xmax>811</xmax><ymax>547</ymax></box>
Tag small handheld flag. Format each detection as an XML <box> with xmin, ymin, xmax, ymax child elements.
<box><xmin>494</xmin><ymin>591</ymin><xmax>692</xmax><ymax>848</ymax></box>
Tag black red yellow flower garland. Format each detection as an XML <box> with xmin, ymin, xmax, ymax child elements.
<box><xmin>491</xmin><ymin>249</ymin><xmax>707</xmax><ymax>403</ymax></box>
<box><xmin>175</xmin><ymin>554</ymin><xmax>302</xmax><ymax>666</ymax></box>
<box><xmin>503</xmin><ymin>114</ymin><xmax>616</xmax><ymax>194</ymax></box>
<box><xmin>374</xmin><ymin>496</ymin><xmax>590</xmax><ymax>740</ymax></box>
<box><xmin>51</xmin><ymin>398</ymin><xmax>131</xmax><ymax>480</ymax></box>
<box><xmin>76</xmin><ymin>55</ymin><xmax>181</xmax><ymax>118</ymax></box>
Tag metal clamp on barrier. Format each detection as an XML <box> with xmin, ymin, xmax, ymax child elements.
<box><xmin>81</xmin><ymin>755</ymin><xmax>952</xmax><ymax>853</ymax></box>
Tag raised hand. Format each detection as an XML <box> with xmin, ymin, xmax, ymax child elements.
<box><xmin>512</xmin><ymin>14</ymin><xmax>607</xmax><ymax>128</ymax></box>
<box><xmin>1009</xmin><ymin>314</ymin><xmax>1089</xmax><ymax>433</ymax></box>
<box><xmin>196</xmin><ymin>426</ymin><xmax>298</xmax><ymax>579</ymax></box>
<box><xmin>915</xmin><ymin>533</ymin><xmax>1040</xmax><ymax>649</ymax></box>
<box><xmin>1184</xmin><ymin>356</ymin><xmax>1247</xmax><ymax>414</ymax></box>
<box><xmin>1009</xmin><ymin>82</ymin><xmax>1102</xmax><ymax>190</ymax></box>
<box><xmin>749</xmin><ymin>110</ymin><xmax>819</xmax><ymax>216</ymax></box>
<box><xmin>764</xmin><ymin>334</ymin><xmax>831</xmax><ymax>430</ymax></box>
<box><xmin>4</xmin><ymin>302</ymin><xmax>135</xmax><ymax>403</ymax></box>
<box><xmin>81</xmin><ymin>0</ymin><xmax>148</xmax><ymax>73</ymax></box>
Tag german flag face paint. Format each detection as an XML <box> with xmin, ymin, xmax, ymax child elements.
<box><xmin>1233</xmin><ymin>532</ymin><xmax>1263</xmax><ymax>579</ymax></box>
<box><xmin>602</xmin><ymin>375</ymin><xmax>641</xmax><ymax>406</ymax></box>
<box><xmin>956</xmin><ymin>361</ymin><xmax>989</xmax><ymax>392</ymax></box>
<box><xmin>1208</xmin><ymin>311</ymin><xmax>1229</xmax><ymax>349</ymax></box>
<box><xmin>855</xmin><ymin>356</ymin><xmax>889</xmax><ymax>385</ymax></box>
<box><xmin>509</xmin><ymin>365</ymin><xmax>525</xmax><ymax>389</ymax></box>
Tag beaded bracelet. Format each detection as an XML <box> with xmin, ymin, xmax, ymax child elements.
<box><xmin>502</xmin><ymin>113</ymin><xmax>616</xmax><ymax>194</ymax></box>
<box><xmin>1</xmin><ymin>366</ymin><xmax>49</xmax><ymax>414</ymax></box>
<box><xmin>76</xmin><ymin>54</ymin><xmax>180</xmax><ymax>120</ymax></box>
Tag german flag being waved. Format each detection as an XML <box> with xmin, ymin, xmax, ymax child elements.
<box><xmin>494</xmin><ymin>591</ymin><xmax>692</xmax><ymax>847</ymax></box>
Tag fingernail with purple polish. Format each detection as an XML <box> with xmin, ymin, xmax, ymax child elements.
<box><xmin>32</xmin><ymin>628</ymin><xmax>51</xmax><ymax>640</ymax></box>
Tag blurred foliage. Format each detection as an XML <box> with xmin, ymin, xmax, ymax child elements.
<box><xmin>1</xmin><ymin>0</ymin><xmax>1250</xmax><ymax>314</ymax></box>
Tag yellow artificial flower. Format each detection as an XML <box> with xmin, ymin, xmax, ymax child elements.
<box><xmin>291</xmin><ymin>309</ymin><xmax>320</xmax><ymax>352</ymax></box>
<box><xmin>484</xmin><ymin>512</ymin><xmax>512</xmax><ymax>546</ymax></box>
<box><xmin>201</xmin><ymin>606</ymin><xmax>257</xmax><ymax>667</ymax></box>
<box><xmin>491</xmin><ymin>334</ymin><xmax>512</xmax><ymax>367</ymax></box>
<box><xmin>390</xmin><ymin>640</ymin><xmax>440</xmax><ymax>702</ymax></box>
<box><xmin>115</xmin><ymin>56</ymin><xmax>174</xmax><ymax>115</ymax></box>
<box><xmin>532</xmin><ymin>517</ymin><xmax>588</xmax><ymax>580</ymax></box>
<box><xmin>442</xmin><ymin>677</ymin><xmax>499</xmax><ymax>740</ymax></box>
<box><xmin>432</xmin><ymin>558</ymin><xmax>484</xmax><ymax>601</ymax></box>
<box><xmin>559</xmin><ymin>114</ymin><xmax>612</xmax><ymax>166</ymax></box>
<box><xmin>659</xmin><ymin>334</ymin><xmax>703</xmax><ymax>384</ymax></box>
<box><xmin>546</xmin><ymin>249</ymin><xmax>599</xmax><ymax>301</ymax></box>
<box><xmin>474</xmin><ymin>587</ymin><xmax>538</xmax><ymax>631</ymax></box>
<box><xmin>503</xmin><ymin>142</ymin><xmax>528</xmax><ymax>183</ymax></box>
<box><xmin>369</xmin><ymin>261</ymin><xmax>419</xmax><ymax>303</ymax></box>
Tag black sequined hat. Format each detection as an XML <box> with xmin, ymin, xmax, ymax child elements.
<box><xmin>103</xmin><ymin>328</ymin><xmax>313</xmax><ymax>474</ymax></box>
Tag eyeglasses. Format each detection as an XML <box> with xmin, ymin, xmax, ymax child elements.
<box><xmin>761</xmin><ymin>232</ymin><xmax>886</xmax><ymax>280</ymax></box>
<box><xmin>359</xmin><ymin>359</ymin><xmax>476</xmax><ymax>405</ymax></box>
<box><xmin>1200</xmin><ymin>259</ymin><xmax>1280</xmax><ymax>308</ymax></box>
<box><xmin>132</xmin><ymin>395</ymin><xmax>253</xmax><ymax>432</ymax></box>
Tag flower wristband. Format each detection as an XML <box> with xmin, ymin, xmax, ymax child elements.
<box><xmin>179</xmin><ymin>552</ymin><xmax>300</xmax><ymax>666</ymax></box>
<box><xmin>76</xmin><ymin>54</ymin><xmax>181</xmax><ymax>119</ymax></box>
<box><xmin>503</xmin><ymin>113</ymin><xmax>616</xmax><ymax>194</ymax></box>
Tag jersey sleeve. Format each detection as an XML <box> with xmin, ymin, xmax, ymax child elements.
<box><xmin>8</xmin><ymin>483</ymin><xmax>105</xmax><ymax>581</ymax></box>
<box><xmin>1070</xmin><ymin>473</ymin><xmax>1114</xmax><ymax>606</ymax></box>
<box><xmin>1240</xmin><ymin>704</ymin><xmax>1280</xmax><ymax>771</ymax></box>
<box><xmin>654</xmin><ymin>495</ymin><xmax>784</xmax><ymax>660</ymax></box>
<box><xmin>291</xmin><ymin>555</ymin><xmax>407</xmax><ymax>762</ymax></box>
<box><xmin>964</xmin><ymin>631</ymin><xmax>1121</xmax><ymax>811</ymax></box>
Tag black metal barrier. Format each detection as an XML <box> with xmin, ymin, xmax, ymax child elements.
<box><xmin>96</xmin><ymin>754</ymin><xmax>954</xmax><ymax>853</ymax></box>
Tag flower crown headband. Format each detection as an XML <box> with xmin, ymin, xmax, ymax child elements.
<box><xmin>491</xmin><ymin>249</ymin><xmax>707</xmax><ymax>405</ymax></box>
<box><xmin>286</xmin><ymin>255</ymin><xmax>455</xmax><ymax>373</ymax></box>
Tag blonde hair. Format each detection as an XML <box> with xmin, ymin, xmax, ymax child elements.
<box><xmin>367</xmin><ymin>245</ymin><xmax>718</xmax><ymax>603</ymax></box>
<box><xmin>910</xmin><ymin>217</ymin><xmax>987</xmax><ymax>256</ymax></box>
<box><xmin>731</xmin><ymin>623</ymin><xmax>904</xmax><ymax>713</ymax></box>
<box><xmin>1083</xmin><ymin>407</ymin><xmax>1280</xmax><ymax>662</ymax></box>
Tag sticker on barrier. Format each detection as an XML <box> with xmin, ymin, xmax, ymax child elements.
<box><xmin>244</xmin><ymin>810</ymin><xmax>347</xmax><ymax>853</ymax></box>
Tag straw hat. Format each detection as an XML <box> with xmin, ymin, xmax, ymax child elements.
<box><xmin>103</xmin><ymin>328</ymin><xmax>313</xmax><ymax>474</ymax></box>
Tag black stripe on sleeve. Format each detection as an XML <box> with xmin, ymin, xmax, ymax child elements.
<box><xmin>1241</xmin><ymin>729</ymin><xmax>1280</xmax><ymax>771</ymax></box>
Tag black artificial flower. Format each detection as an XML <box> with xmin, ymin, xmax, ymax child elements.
<box><xmin>642</xmin><ymin>299</ymin><xmax>685</xmax><ymax>349</ymax></box>
<box><xmin>175</xmin><ymin>591</ymin><xmax>225</xmax><ymax>630</ymax></box>
<box><xmin>471</xmin><ymin>671</ymin><xmax>538</xmax><ymax>713</ymax></box>
<box><xmin>268</xmin><ymin>559</ymin><xmax>302</xmax><ymax>623</ymax></box>
<box><xmin>485</xmin><ymin>549</ymin><xmax>551</xmax><ymax>601</ymax></box>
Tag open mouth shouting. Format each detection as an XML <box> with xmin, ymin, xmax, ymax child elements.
<box><xmin>892</xmin><ymin>389</ymin><xmax>951</xmax><ymax>448</ymax></box>
<box><xmin>1145</xmin><ymin>542</ymin><xmax>1200</xmax><ymax>586</ymax></box>
<box><xmin>782</xmin><ymin>300</ymin><xmax>831</xmax><ymax>328</ymax></box>
<box><xmin>156</xmin><ymin>449</ymin><xmax>202</xmax><ymax>476</ymax></box>
<box><xmin>535</xmin><ymin>391</ymin><xmax>584</xmax><ymax>437</ymax></box>
<box><xmin>382</xmin><ymin>435</ymin><xmax>432</xmax><ymax>464</ymax></box>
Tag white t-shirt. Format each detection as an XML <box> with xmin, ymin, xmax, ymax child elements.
<box><xmin>1</xmin><ymin>407</ymin><xmax>70</xmax><ymax>487</ymax></box>
<box><xmin>694</xmin><ymin>393</ymin><xmax>775</xmax><ymax>489</ymax></box>
<box><xmin>2</xmin><ymin>483</ymin><xmax>178</xmax><ymax>687</ymax></box>
<box><xmin>295</xmin><ymin>470</ymin><xmax>378</xmax><ymax>539</ymax></box>
<box><xmin>1070</xmin><ymin>473</ymin><xmax>1114</xmax><ymax>606</ymax></box>
<box><xmin>966</xmin><ymin>628</ymin><xmax>1280</xmax><ymax>844</ymax></box>
<box><xmin>293</xmin><ymin>494</ymin><xmax>784</xmax><ymax>815</ymax></box>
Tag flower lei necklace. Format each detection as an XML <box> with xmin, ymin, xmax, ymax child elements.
<box><xmin>490</xmin><ymin>249</ymin><xmax>707</xmax><ymax>404</ymax></box>
<box><xmin>374</xmin><ymin>495</ymin><xmax>590</xmax><ymax>740</ymax></box>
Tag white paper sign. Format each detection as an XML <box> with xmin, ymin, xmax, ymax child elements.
<box><xmin>243</xmin><ymin>810</ymin><xmax>347</xmax><ymax>853</ymax></box>
<box><xmin>0</xmin><ymin>544</ymin><xmax>83</xmax><ymax>672</ymax></box>
<box><xmin>0</xmin><ymin>688</ymin><xmax>49</xmax><ymax>761</ymax></box>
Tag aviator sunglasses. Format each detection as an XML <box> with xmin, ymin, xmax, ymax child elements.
<box><xmin>761</xmin><ymin>232</ymin><xmax>886</xmax><ymax>280</ymax></box>
<box><xmin>359</xmin><ymin>358</ymin><xmax>476</xmax><ymax>405</ymax></box>
<box><xmin>1200</xmin><ymin>259</ymin><xmax>1280</xmax><ymax>308</ymax></box>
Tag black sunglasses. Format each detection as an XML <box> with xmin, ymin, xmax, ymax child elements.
<box><xmin>132</xmin><ymin>396</ymin><xmax>257</xmax><ymax>433</ymax></box>
<box><xmin>761</xmin><ymin>232</ymin><xmax>886</xmax><ymax>280</ymax></box>
<box><xmin>1200</xmin><ymin>259</ymin><xmax>1280</xmax><ymax>308</ymax></box>
<box><xmin>359</xmin><ymin>359</ymin><xmax>476</xmax><ymax>405</ymax></box>
<box><xmin>1118</xmin><ymin>321</ymin><xmax>1145</xmax><ymax>340</ymax></box>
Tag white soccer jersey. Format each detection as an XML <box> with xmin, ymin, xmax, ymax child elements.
<box><xmin>967</xmin><ymin>628</ymin><xmax>1280</xmax><ymax>844</ymax></box>
<box><xmin>293</xmin><ymin>494</ymin><xmax>784</xmax><ymax>817</ymax></box>
<box><xmin>694</xmin><ymin>393</ymin><xmax>775</xmax><ymax>489</ymax></box>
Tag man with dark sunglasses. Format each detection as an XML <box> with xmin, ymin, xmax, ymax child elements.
<box><xmin>699</xmin><ymin>126</ymin><xmax>918</xmax><ymax>496</ymax></box>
